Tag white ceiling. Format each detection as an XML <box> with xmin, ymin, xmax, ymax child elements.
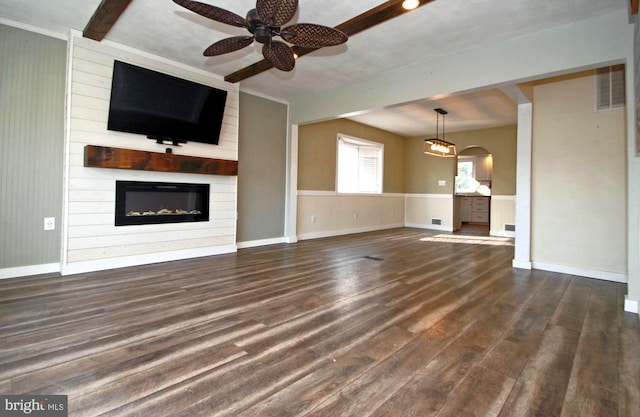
<box><xmin>0</xmin><ymin>0</ymin><xmax>629</xmax><ymax>136</ymax></box>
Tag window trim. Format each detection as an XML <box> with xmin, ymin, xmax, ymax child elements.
<box><xmin>336</xmin><ymin>133</ymin><xmax>384</xmax><ymax>195</ymax></box>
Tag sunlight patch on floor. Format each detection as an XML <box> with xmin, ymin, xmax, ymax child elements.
<box><xmin>421</xmin><ymin>234</ymin><xmax>514</xmax><ymax>246</ymax></box>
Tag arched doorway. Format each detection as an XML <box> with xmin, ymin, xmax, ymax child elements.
<box><xmin>454</xmin><ymin>146</ymin><xmax>493</xmax><ymax>236</ymax></box>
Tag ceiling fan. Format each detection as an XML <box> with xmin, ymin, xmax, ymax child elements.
<box><xmin>173</xmin><ymin>0</ymin><xmax>348</xmax><ymax>72</ymax></box>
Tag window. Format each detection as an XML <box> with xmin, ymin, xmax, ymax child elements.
<box><xmin>595</xmin><ymin>65</ymin><xmax>625</xmax><ymax>111</ymax></box>
<box><xmin>337</xmin><ymin>134</ymin><xmax>383</xmax><ymax>194</ymax></box>
<box><xmin>455</xmin><ymin>157</ymin><xmax>476</xmax><ymax>193</ymax></box>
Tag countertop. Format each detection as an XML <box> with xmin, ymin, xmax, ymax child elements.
<box><xmin>455</xmin><ymin>193</ymin><xmax>491</xmax><ymax>197</ymax></box>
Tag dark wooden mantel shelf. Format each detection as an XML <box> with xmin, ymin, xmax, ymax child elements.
<box><xmin>84</xmin><ymin>145</ymin><xmax>238</xmax><ymax>176</ymax></box>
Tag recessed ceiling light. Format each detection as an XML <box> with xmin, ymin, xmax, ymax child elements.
<box><xmin>402</xmin><ymin>0</ymin><xmax>420</xmax><ymax>10</ymax></box>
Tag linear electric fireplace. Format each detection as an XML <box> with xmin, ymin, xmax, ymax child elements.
<box><xmin>115</xmin><ymin>180</ymin><xmax>210</xmax><ymax>226</ymax></box>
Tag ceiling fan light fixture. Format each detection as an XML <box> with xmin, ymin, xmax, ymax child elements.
<box><xmin>402</xmin><ymin>0</ymin><xmax>420</xmax><ymax>10</ymax></box>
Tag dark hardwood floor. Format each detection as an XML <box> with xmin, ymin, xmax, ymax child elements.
<box><xmin>454</xmin><ymin>223</ymin><xmax>490</xmax><ymax>236</ymax></box>
<box><xmin>1</xmin><ymin>228</ymin><xmax>639</xmax><ymax>416</ymax></box>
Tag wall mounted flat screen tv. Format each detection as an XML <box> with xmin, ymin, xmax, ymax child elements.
<box><xmin>107</xmin><ymin>60</ymin><xmax>227</xmax><ymax>145</ymax></box>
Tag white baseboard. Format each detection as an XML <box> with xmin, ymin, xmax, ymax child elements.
<box><xmin>0</xmin><ymin>263</ymin><xmax>61</xmax><ymax>279</ymax></box>
<box><xmin>624</xmin><ymin>296</ymin><xmax>639</xmax><ymax>314</ymax></box>
<box><xmin>531</xmin><ymin>261</ymin><xmax>627</xmax><ymax>283</ymax></box>
<box><xmin>236</xmin><ymin>237</ymin><xmax>287</xmax><ymax>249</ymax></box>
<box><xmin>491</xmin><ymin>231</ymin><xmax>516</xmax><ymax>238</ymax></box>
<box><xmin>404</xmin><ymin>223</ymin><xmax>454</xmax><ymax>232</ymax></box>
<box><xmin>284</xmin><ymin>235</ymin><xmax>298</xmax><ymax>244</ymax></box>
<box><xmin>512</xmin><ymin>259</ymin><xmax>532</xmax><ymax>270</ymax></box>
<box><xmin>298</xmin><ymin>223</ymin><xmax>404</xmax><ymax>241</ymax></box>
<box><xmin>61</xmin><ymin>244</ymin><xmax>237</xmax><ymax>276</ymax></box>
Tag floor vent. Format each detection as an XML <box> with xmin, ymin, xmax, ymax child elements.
<box><xmin>504</xmin><ymin>224</ymin><xmax>516</xmax><ymax>232</ymax></box>
<box><xmin>431</xmin><ymin>218</ymin><xmax>443</xmax><ymax>226</ymax></box>
<box><xmin>363</xmin><ymin>256</ymin><xmax>384</xmax><ymax>261</ymax></box>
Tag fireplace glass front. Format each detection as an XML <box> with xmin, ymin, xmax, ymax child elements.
<box><xmin>115</xmin><ymin>180</ymin><xmax>210</xmax><ymax>226</ymax></box>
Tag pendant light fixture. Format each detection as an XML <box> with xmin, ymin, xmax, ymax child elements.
<box><xmin>424</xmin><ymin>108</ymin><xmax>457</xmax><ymax>157</ymax></box>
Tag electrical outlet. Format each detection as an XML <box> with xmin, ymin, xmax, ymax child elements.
<box><xmin>311</xmin><ymin>215</ymin><xmax>316</xmax><ymax>223</ymax></box>
<box><xmin>353</xmin><ymin>212</ymin><xmax>358</xmax><ymax>220</ymax></box>
<box><xmin>44</xmin><ymin>217</ymin><xmax>55</xmax><ymax>231</ymax></box>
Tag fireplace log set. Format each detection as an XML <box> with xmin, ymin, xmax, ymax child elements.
<box><xmin>127</xmin><ymin>209</ymin><xmax>202</xmax><ymax>216</ymax></box>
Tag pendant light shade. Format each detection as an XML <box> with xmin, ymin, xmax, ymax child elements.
<box><xmin>424</xmin><ymin>108</ymin><xmax>457</xmax><ymax>157</ymax></box>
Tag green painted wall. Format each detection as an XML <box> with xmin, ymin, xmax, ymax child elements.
<box><xmin>298</xmin><ymin>119</ymin><xmax>406</xmax><ymax>193</ymax></box>
<box><xmin>405</xmin><ymin>125</ymin><xmax>517</xmax><ymax>195</ymax></box>
<box><xmin>0</xmin><ymin>25</ymin><xmax>66</xmax><ymax>268</ymax></box>
<box><xmin>237</xmin><ymin>92</ymin><xmax>288</xmax><ymax>242</ymax></box>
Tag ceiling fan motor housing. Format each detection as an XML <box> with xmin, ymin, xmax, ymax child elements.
<box><xmin>246</xmin><ymin>9</ymin><xmax>277</xmax><ymax>44</ymax></box>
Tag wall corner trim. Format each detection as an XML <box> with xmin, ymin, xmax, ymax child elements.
<box><xmin>624</xmin><ymin>296</ymin><xmax>639</xmax><ymax>314</ymax></box>
<box><xmin>512</xmin><ymin>259</ymin><xmax>532</xmax><ymax>270</ymax></box>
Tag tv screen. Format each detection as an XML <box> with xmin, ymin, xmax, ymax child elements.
<box><xmin>107</xmin><ymin>61</ymin><xmax>227</xmax><ymax>145</ymax></box>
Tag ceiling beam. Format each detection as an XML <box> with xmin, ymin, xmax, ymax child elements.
<box><xmin>83</xmin><ymin>0</ymin><xmax>133</xmax><ymax>41</ymax></box>
<box><xmin>224</xmin><ymin>0</ymin><xmax>436</xmax><ymax>84</ymax></box>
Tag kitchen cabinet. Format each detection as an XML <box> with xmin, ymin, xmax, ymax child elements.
<box><xmin>475</xmin><ymin>155</ymin><xmax>493</xmax><ymax>181</ymax></box>
<box><xmin>471</xmin><ymin>196</ymin><xmax>490</xmax><ymax>224</ymax></box>
<box><xmin>460</xmin><ymin>197</ymin><xmax>472</xmax><ymax>222</ymax></box>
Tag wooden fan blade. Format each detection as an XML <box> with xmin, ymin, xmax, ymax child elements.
<box><xmin>256</xmin><ymin>0</ymin><xmax>298</xmax><ymax>27</ymax></box>
<box><xmin>173</xmin><ymin>0</ymin><xmax>249</xmax><ymax>28</ymax></box>
<box><xmin>280</xmin><ymin>24</ymin><xmax>348</xmax><ymax>47</ymax></box>
<box><xmin>262</xmin><ymin>41</ymin><xmax>295</xmax><ymax>71</ymax></box>
<box><xmin>226</xmin><ymin>0</ymin><xmax>437</xmax><ymax>83</ymax></box>
<box><xmin>204</xmin><ymin>36</ymin><xmax>254</xmax><ymax>56</ymax></box>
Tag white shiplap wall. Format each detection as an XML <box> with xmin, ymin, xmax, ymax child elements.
<box><xmin>62</xmin><ymin>34</ymin><xmax>239</xmax><ymax>275</ymax></box>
